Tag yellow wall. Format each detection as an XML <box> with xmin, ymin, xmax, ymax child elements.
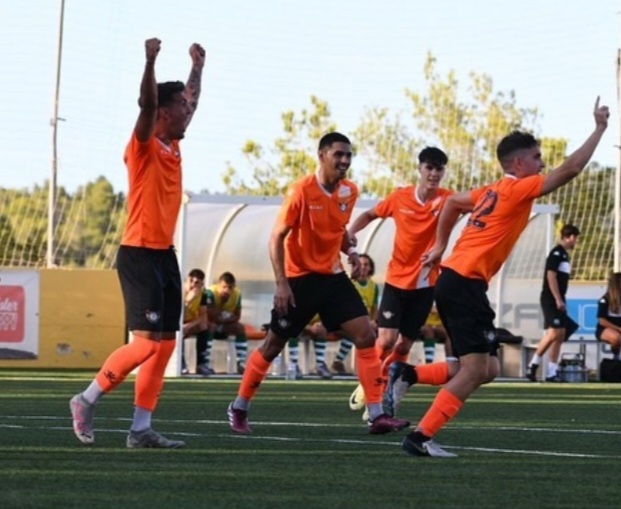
<box><xmin>0</xmin><ymin>269</ymin><xmax>126</xmax><ymax>369</ymax></box>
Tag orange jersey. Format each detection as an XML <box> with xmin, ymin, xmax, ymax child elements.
<box><xmin>442</xmin><ymin>174</ymin><xmax>545</xmax><ymax>282</ymax></box>
<box><xmin>121</xmin><ymin>132</ymin><xmax>183</xmax><ymax>249</ymax></box>
<box><xmin>278</xmin><ymin>174</ymin><xmax>358</xmax><ymax>277</ymax></box>
<box><xmin>375</xmin><ymin>186</ymin><xmax>453</xmax><ymax>289</ymax></box>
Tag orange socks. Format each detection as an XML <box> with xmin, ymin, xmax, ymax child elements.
<box><xmin>135</xmin><ymin>339</ymin><xmax>176</xmax><ymax>411</ymax></box>
<box><xmin>95</xmin><ymin>335</ymin><xmax>158</xmax><ymax>392</ymax></box>
<box><xmin>380</xmin><ymin>350</ymin><xmax>409</xmax><ymax>376</ymax></box>
<box><xmin>417</xmin><ymin>388</ymin><xmax>463</xmax><ymax>438</ymax></box>
<box><xmin>415</xmin><ymin>361</ymin><xmax>449</xmax><ymax>385</ymax></box>
<box><xmin>238</xmin><ymin>349</ymin><xmax>271</xmax><ymax>400</ymax></box>
<box><xmin>356</xmin><ymin>346</ymin><xmax>384</xmax><ymax>404</ymax></box>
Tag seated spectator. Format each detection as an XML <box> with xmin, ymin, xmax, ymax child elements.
<box><xmin>419</xmin><ymin>304</ymin><xmax>452</xmax><ymax>364</ymax></box>
<box><xmin>205</xmin><ymin>272</ymin><xmax>248</xmax><ymax>374</ymax></box>
<box><xmin>182</xmin><ymin>269</ymin><xmax>211</xmax><ymax>375</ymax></box>
<box><xmin>596</xmin><ymin>272</ymin><xmax>621</xmax><ymax>360</ymax></box>
<box><xmin>332</xmin><ymin>254</ymin><xmax>379</xmax><ymax>375</ymax></box>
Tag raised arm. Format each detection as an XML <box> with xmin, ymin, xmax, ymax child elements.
<box><xmin>184</xmin><ymin>43</ymin><xmax>206</xmax><ymax>129</ymax></box>
<box><xmin>134</xmin><ymin>38</ymin><xmax>161</xmax><ymax>143</ymax></box>
<box><xmin>540</xmin><ymin>97</ymin><xmax>609</xmax><ymax>196</ymax></box>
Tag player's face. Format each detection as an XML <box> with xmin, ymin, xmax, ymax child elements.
<box><xmin>162</xmin><ymin>92</ymin><xmax>192</xmax><ymax>140</ymax></box>
<box><xmin>418</xmin><ymin>162</ymin><xmax>445</xmax><ymax>189</ymax></box>
<box><xmin>516</xmin><ymin>146</ymin><xmax>545</xmax><ymax>176</ymax></box>
<box><xmin>218</xmin><ymin>281</ymin><xmax>234</xmax><ymax>299</ymax></box>
<box><xmin>566</xmin><ymin>234</ymin><xmax>579</xmax><ymax>250</ymax></box>
<box><xmin>320</xmin><ymin>142</ymin><xmax>352</xmax><ymax>181</ymax></box>
<box><xmin>186</xmin><ymin>275</ymin><xmax>204</xmax><ymax>291</ymax></box>
<box><xmin>358</xmin><ymin>257</ymin><xmax>372</xmax><ymax>278</ymax></box>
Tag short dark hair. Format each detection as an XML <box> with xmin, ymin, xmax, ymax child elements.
<box><xmin>560</xmin><ymin>224</ymin><xmax>581</xmax><ymax>238</ymax></box>
<box><xmin>496</xmin><ymin>130</ymin><xmax>539</xmax><ymax>166</ymax></box>
<box><xmin>359</xmin><ymin>253</ymin><xmax>375</xmax><ymax>276</ymax></box>
<box><xmin>188</xmin><ymin>268</ymin><xmax>205</xmax><ymax>280</ymax></box>
<box><xmin>318</xmin><ymin>132</ymin><xmax>351</xmax><ymax>151</ymax></box>
<box><xmin>218</xmin><ymin>271</ymin><xmax>236</xmax><ymax>285</ymax></box>
<box><xmin>157</xmin><ymin>81</ymin><xmax>185</xmax><ymax>108</ymax></box>
<box><xmin>418</xmin><ymin>146</ymin><xmax>448</xmax><ymax>168</ymax></box>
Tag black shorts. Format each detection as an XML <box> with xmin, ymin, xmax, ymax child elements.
<box><xmin>434</xmin><ymin>267</ymin><xmax>496</xmax><ymax>357</ymax></box>
<box><xmin>540</xmin><ymin>296</ymin><xmax>567</xmax><ymax>330</ymax></box>
<box><xmin>376</xmin><ymin>283</ymin><xmax>434</xmax><ymax>339</ymax></box>
<box><xmin>116</xmin><ymin>245</ymin><xmax>182</xmax><ymax>332</ymax></box>
<box><xmin>269</xmin><ymin>272</ymin><xmax>368</xmax><ymax>339</ymax></box>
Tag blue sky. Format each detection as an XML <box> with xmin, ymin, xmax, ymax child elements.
<box><xmin>1</xmin><ymin>0</ymin><xmax>619</xmax><ymax>194</ymax></box>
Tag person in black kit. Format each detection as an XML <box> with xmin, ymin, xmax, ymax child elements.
<box><xmin>527</xmin><ymin>224</ymin><xmax>581</xmax><ymax>382</ymax></box>
<box><xmin>595</xmin><ymin>272</ymin><xmax>621</xmax><ymax>360</ymax></box>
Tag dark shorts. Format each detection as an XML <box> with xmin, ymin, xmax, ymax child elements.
<box><xmin>116</xmin><ymin>245</ymin><xmax>182</xmax><ymax>332</ymax></box>
<box><xmin>269</xmin><ymin>272</ymin><xmax>368</xmax><ymax>339</ymax></box>
<box><xmin>434</xmin><ymin>267</ymin><xmax>496</xmax><ymax>357</ymax></box>
<box><xmin>377</xmin><ymin>283</ymin><xmax>435</xmax><ymax>339</ymax></box>
<box><xmin>540</xmin><ymin>296</ymin><xmax>567</xmax><ymax>330</ymax></box>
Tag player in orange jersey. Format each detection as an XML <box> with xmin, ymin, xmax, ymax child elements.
<box><xmin>392</xmin><ymin>97</ymin><xmax>609</xmax><ymax>457</ymax></box>
<box><xmin>346</xmin><ymin>147</ymin><xmax>456</xmax><ymax>411</ymax></box>
<box><xmin>227</xmin><ymin>132</ymin><xmax>410</xmax><ymax>435</ymax></box>
<box><xmin>70</xmin><ymin>38</ymin><xmax>205</xmax><ymax>448</ymax></box>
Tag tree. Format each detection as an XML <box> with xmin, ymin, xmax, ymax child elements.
<box><xmin>222</xmin><ymin>96</ymin><xmax>337</xmax><ymax>196</ymax></box>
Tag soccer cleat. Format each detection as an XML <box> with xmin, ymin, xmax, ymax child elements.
<box><xmin>331</xmin><ymin>360</ymin><xmax>348</xmax><ymax>375</ymax></box>
<box><xmin>383</xmin><ymin>361</ymin><xmax>414</xmax><ymax>417</ymax></box>
<box><xmin>349</xmin><ymin>384</ymin><xmax>366</xmax><ymax>411</ymax></box>
<box><xmin>526</xmin><ymin>363</ymin><xmax>539</xmax><ymax>382</ymax></box>
<box><xmin>126</xmin><ymin>429</ymin><xmax>185</xmax><ymax>449</ymax></box>
<box><xmin>362</xmin><ymin>408</ymin><xmax>369</xmax><ymax>422</ymax></box>
<box><xmin>70</xmin><ymin>394</ymin><xmax>95</xmax><ymax>445</ymax></box>
<box><xmin>196</xmin><ymin>363</ymin><xmax>215</xmax><ymax>376</ymax></box>
<box><xmin>227</xmin><ymin>402</ymin><xmax>252</xmax><ymax>434</ymax></box>
<box><xmin>367</xmin><ymin>413</ymin><xmax>410</xmax><ymax>434</ymax></box>
<box><xmin>315</xmin><ymin>361</ymin><xmax>333</xmax><ymax>379</ymax></box>
<box><xmin>401</xmin><ymin>433</ymin><xmax>457</xmax><ymax>458</ymax></box>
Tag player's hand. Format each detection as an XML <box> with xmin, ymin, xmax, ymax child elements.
<box><xmin>556</xmin><ymin>299</ymin><xmax>567</xmax><ymax>312</ymax></box>
<box><xmin>421</xmin><ymin>245</ymin><xmax>443</xmax><ymax>270</ymax></box>
<box><xmin>145</xmin><ymin>38</ymin><xmax>161</xmax><ymax>63</ymax></box>
<box><xmin>189</xmin><ymin>43</ymin><xmax>206</xmax><ymax>68</ymax></box>
<box><xmin>274</xmin><ymin>280</ymin><xmax>295</xmax><ymax>316</ymax></box>
<box><xmin>593</xmin><ymin>96</ymin><xmax>609</xmax><ymax>129</ymax></box>
<box><xmin>349</xmin><ymin>252</ymin><xmax>361</xmax><ymax>280</ymax></box>
<box><xmin>347</xmin><ymin>231</ymin><xmax>358</xmax><ymax>248</ymax></box>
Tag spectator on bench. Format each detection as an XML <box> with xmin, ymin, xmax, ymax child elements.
<box><xmin>205</xmin><ymin>272</ymin><xmax>248</xmax><ymax>374</ymax></box>
<box><xmin>182</xmin><ymin>268</ymin><xmax>210</xmax><ymax>375</ymax></box>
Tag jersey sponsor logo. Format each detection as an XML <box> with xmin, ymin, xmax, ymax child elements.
<box><xmin>338</xmin><ymin>185</ymin><xmax>351</xmax><ymax>197</ymax></box>
<box><xmin>558</xmin><ymin>261</ymin><xmax>571</xmax><ymax>273</ymax></box>
<box><xmin>308</xmin><ymin>205</ymin><xmax>323</xmax><ymax>210</ymax></box>
<box><xmin>398</xmin><ymin>208</ymin><xmax>415</xmax><ymax>215</ymax></box>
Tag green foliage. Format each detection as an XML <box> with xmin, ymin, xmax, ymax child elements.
<box><xmin>223</xmin><ymin>96</ymin><xmax>337</xmax><ymax>196</ymax></box>
<box><xmin>0</xmin><ymin>176</ymin><xmax>125</xmax><ymax>268</ymax></box>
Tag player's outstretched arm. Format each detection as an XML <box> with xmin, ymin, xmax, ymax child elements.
<box><xmin>540</xmin><ymin>96</ymin><xmax>609</xmax><ymax>196</ymax></box>
<box><xmin>135</xmin><ymin>38</ymin><xmax>161</xmax><ymax>143</ymax></box>
<box><xmin>184</xmin><ymin>43</ymin><xmax>206</xmax><ymax>128</ymax></box>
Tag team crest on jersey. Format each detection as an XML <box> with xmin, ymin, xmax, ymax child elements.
<box><xmin>382</xmin><ymin>310</ymin><xmax>394</xmax><ymax>319</ymax></box>
<box><xmin>278</xmin><ymin>318</ymin><xmax>291</xmax><ymax>329</ymax></box>
<box><xmin>339</xmin><ymin>202</ymin><xmax>348</xmax><ymax>212</ymax></box>
<box><xmin>145</xmin><ymin>310</ymin><xmax>161</xmax><ymax>324</ymax></box>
